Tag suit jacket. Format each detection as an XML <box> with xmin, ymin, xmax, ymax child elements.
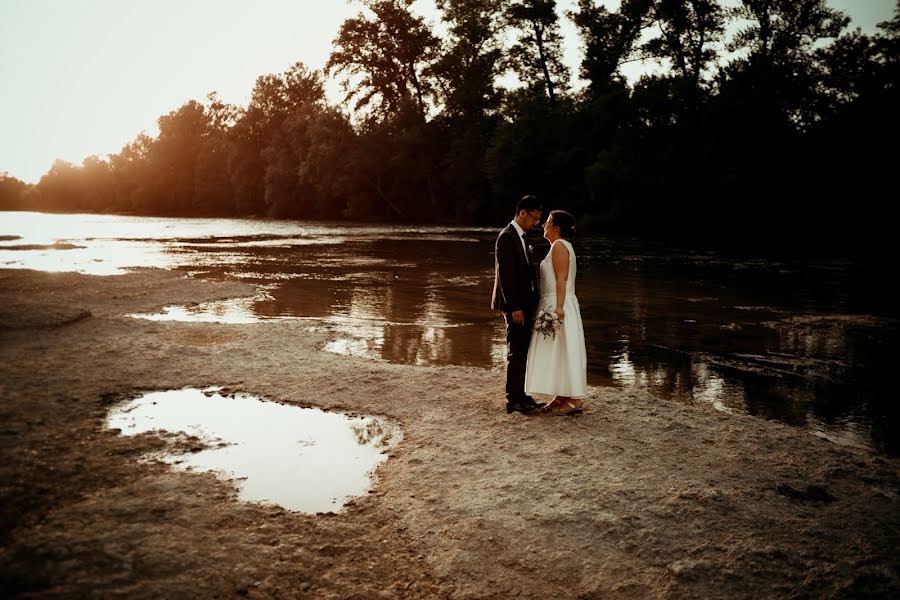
<box><xmin>491</xmin><ymin>224</ymin><xmax>539</xmax><ymax>313</ymax></box>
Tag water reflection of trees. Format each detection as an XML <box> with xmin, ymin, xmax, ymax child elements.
<box><xmin>351</xmin><ymin>419</ymin><xmax>391</xmax><ymax>447</ymax></box>
<box><xmin>377</xmin><ymin>272</ymin><xmax>496</xmax><ymax>367</ymax></box>
<box><xmin>258</xmin><ymin>252</ymin><xmax>499</xmax><ymax>369</ymax></box>
<box><xmin>589</xmin><ymin>268</ymin><xmax>882</xmax><ymax>444</ymax></box>
<box><xmin>200</xmin><ymin>231</ymin><xmax>893</xmax><ymax>454</ymax></box>
<box><xmin>244</xmin><ymin>264</ymin><xmax>345</xmax><ymax>318</ymax></box>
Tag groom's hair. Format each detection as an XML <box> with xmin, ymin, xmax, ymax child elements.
<box><xmin>515</xmin><ymin>195</ymin><xmax>542</xmax><ymax>216</ymax></box>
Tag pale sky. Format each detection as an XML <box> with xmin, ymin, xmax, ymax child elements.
<box><xmin>0</xmin><ymin>0</ymin><xmax>895</xmax><ymax>183</ymax></box>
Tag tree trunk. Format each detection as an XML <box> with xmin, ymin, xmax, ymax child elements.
<box><xmin>532</xmin><ymin>21</ymin><xmax>557</xmax><ymax>107</ymax></box>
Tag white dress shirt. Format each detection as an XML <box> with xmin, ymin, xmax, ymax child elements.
<box><xmin>510</xmin><ymin>220</ymin><xmax>529</xmax><ymax>263</ymax></box>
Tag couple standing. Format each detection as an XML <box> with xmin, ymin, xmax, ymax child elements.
<box><xmin>491</xmin><ymin>195</ymin><xmax>588</xmax><ymax>415</ymax></box>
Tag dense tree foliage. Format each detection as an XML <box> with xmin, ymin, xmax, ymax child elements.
<box><xmin>3</xmin><ymin>0</ymin><xmax>896</xmax><ymax>255</ymax></box>
<box><xmin>0</xmin><ymin>173</ymin><xmax>34</xmax><ymax>211</ymax></box>
<box><xmin>506</xmin><ymin>0</ymin><xmax>570</xmax><ymax>107</ymax></box>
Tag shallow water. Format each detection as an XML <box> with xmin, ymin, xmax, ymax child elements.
<box><xmin>106</xmin><ymin>388</ymin><xmax>398</xmax><ymax>512</ymax></box>
<box><xmin>3</xmin><ymin>211</ymin><xmax>896</xmax><ymax>455</ymax></box>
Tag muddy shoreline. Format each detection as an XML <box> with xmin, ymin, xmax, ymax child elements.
<box><xmin>1</xmin><ymin>268</ymin><xmax>898</xmax><ymax>598</ymax></box>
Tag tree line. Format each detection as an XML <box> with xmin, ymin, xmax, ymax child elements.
<box><xmin>1</xmin><ymin>0</ymin><xmax>897</xmax><ymax>252</ymax></box>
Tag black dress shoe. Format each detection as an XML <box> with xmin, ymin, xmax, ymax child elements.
<box><xmin>506</xmin><ymin>400</ymin><xmax>541</xmax><ymax>414</ymax></box>
<box><xmin>523</xmin><ymin>396</ymin><xmax>546</xmax><ymax>409</ymax></box>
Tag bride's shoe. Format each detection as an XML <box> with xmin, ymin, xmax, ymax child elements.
<box><xmin>550</xmin><ymin>399</ymin><xmax>583</xmax><ymax>416</ymax></box>
<box><xmin>537</xmin><ymin>397</ymin><xmax>581</xmax><ymax>415</ymax></box>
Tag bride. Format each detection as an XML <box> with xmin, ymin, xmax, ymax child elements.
<box><xmin>524</xmin><ymin>210</ymin><xmax>588</xmax><ymax>415</ymax></box>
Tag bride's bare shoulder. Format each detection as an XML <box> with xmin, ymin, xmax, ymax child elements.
<box><xmin>550</xmin><ymin>240</ymin><xmax>571</xmax><ymax>266</ymax></box>
<box><xmin>550</xmin><ymin>239</ymin><xmax>572</xmax><ymax>254</ymax></box>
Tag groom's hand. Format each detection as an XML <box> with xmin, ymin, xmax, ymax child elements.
<box><xmin>511</xmin><ymin>310</ymin><xmax>525</xmax><ymax>326</ymax></box>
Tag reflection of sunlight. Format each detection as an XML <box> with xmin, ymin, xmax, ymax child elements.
<box><xmin>809</xmin><ymin>418</ymin><xmax>868</xmax><ymax>451</ymax></box>
<box><xmin>106</xmin><ymin>387</ymin><xmax>400</xmax><ymax>513</ymax></box>
<box><xmin>0</xmin><ymin>240</ymin><xmax>182</xmax><ymax>275</ymax></box>
<box><xmin>609</xmin><ymin>342</ymin><xmax>746</xmax><ymax>413</ymax></box>
<box><xmin>226</xmin><ymin>271</ymin><xmax>306</xmax><ymax>280</ymax></box>
<box><xmin>411</xmin><ymin>275</ymin><xmax>449</xmax><ymax>365</ymax></box>
<box><xmin>322</xmin><ymin>337</ymin><xmax>381</xmax><ymax>361</ymax></box>
<box><xmin>225</xmin><ymin>237</ymin><xmax>346</xmax><ymax>247</ymax></box>
<box><xmin>1</xmin><ymin>211</ymin><xmax>490</xmax><ymax>249</ymax></box>
<box><xmin>346</xmin><ymin>286</ymin><xmax>387</xmax><ymax>323</ymax></box>
<box><xmin>610</xmin><ymin>348</ymin><xmax>637</xmax><ymax>386</ymax></box>
<box><xmin>691</xmin><ymin>362</ymin><xmax>730</xmax><ymax>413</ymax></box>
<box><xmin>422</xmin><ymin>278</ymin><xmax>444</xmax><ymax>325</ymax></box>
<box><xmin>0</xmin><ymin>212</ymin><xmax>484</xmax><ymax>276</ymax></box>
<box><xmin>320</xmin><ymin>284</ymin><xmax>390</xmax><ymax>359</ymax></box>
<box><xmin>130</xmin><ymin>292</ymin><xmax>281</xmax><ymax>324</ymax></box>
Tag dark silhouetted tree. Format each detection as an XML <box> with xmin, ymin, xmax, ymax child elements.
<box><xmin>327</xmin><ymin>0</ymin><xmax>443</xmax><ymax>220</ymax></box>
<box><xmin>723</xmin><ymin>0</ymin><xmax>849</xmax><ymax>128</ymax></box>
<box><xmin>571</xmin><ymin>0</ymin><xmax>652</xmax><ymax>94</ymax></box>
<box><xmin>153</xmin><ymin>100</ymin><xmax>210</xmax><ymax>213</ymax></box>
<box><xmin>109</xmin><ymin>133</ymin><xmax>153</xmax><ymax>213</ymax></box>
<box><xmin>229</xmin><ymin>62</ymin><xmax>327</xmax><ymax>216</ymax></box>
<box><xmin>432</xmin><ymin>0</ymin><xmax>508</xmax><ymax>221</ymax></box>
<box><xmin>0</xmin><ymin>173</ymin><xmax>32</xmax><ymax>211</ymax></box>
<box><xmin>327</xmin><ymin>0</ymin><xmax>440</xmax><ymax>123</ymax></box>
<box><xmin>642</xmin><ymin>0</ymin><xmax>725</xmax><ymax>86</ymax></box>
<box><xmin>798</xmin><ymin>2</ymin><xmax>900</xmax><ymax>252</ymax></box>
<box><xmin>296</xmin><ymin>107</ymin><xmax>357</xmax><ymax>219</ymax></box>
<box><xmin>506</xmin><ymin>0</ymin><xmax>570</xmax><ymax>107</ymax></box>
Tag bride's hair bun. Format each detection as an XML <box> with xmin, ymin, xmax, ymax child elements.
<box><xmin>551</xmin><ymin>210</ymin><xmax>577</xmax><ymax>241</ymax></box>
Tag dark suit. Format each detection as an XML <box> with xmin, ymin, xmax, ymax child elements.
<box><xmin>492</xmin><ymin>224</ymin><xmax>539</xmax><ymax>403</ymax></box>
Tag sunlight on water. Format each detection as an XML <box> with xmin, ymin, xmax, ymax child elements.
<box><xmin>616</xmin><ymin>352</ymin><xmax>724</xmax><ymax>408</ymax></box>
<box><xmin>106</xmin><ymin>388</ymin><xmax>399</xmax><ymax>513</ymax></box>
<box><xmin>810</xmin><ymin>420</ymin><xmax>869</xmax><ymax>450</ymax></box>
<box><xmin>609</xmin><ymin>347</ymin><xmax>637</xmax><ymax>386</ymax></box>
<box><xmin>130</xmin><ymin>292</ymin><xmax>283</xmax><ymax>324</ymax></box>
<box><xmin>0</xmin><ymin>211</ymin><xmax>487</xmax><ymax>275</ymax></box>
<box><xmin>130</xmin><ymin>300</ymin><xmax>270</xmax><ymax>324</ymax></box>
<box><xmin>691</xmin><ymin>363</ymin><xmax>732</xmax><ymax>414</ymax></box>
<box><xmin>0</xmin><ymin>241</ymin><xmax>182</xmax><ymax>275</ymax></box>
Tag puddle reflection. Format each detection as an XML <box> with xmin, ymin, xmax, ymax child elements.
<box><xmin>129</xmin><ymin>294</ymin><xmax>281</xmax><ymax>324</ymax></box>
<box><xmin>106</xmin><ymin>388</ymin><xmax>399</xmax><ymax>513</ymax></box>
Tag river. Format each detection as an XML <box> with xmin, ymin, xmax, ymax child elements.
<box><xmin>2</xmin><ymin>211</ymin><xmax>895</xmax><ymax>455</ymax></box>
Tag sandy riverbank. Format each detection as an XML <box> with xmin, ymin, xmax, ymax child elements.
<box><xmin>0</xmin><ymin>268</ymin><xmax>897</xmax><ymax>598</ymax></box>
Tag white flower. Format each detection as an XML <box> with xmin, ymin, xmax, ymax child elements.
<box><xmin>534</xmin><ymin>309</ymin><xmax>561</xmax><ymax>339</ymax></box>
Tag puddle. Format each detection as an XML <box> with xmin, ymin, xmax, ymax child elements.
<box><xmin>106</xmin><ymin>388</ymin><xmax>399</xmax><ymax>513</ymax></box>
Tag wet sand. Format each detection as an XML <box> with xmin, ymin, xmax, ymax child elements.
<box><xmin>1</xmin><ymin>268</ymin><xmax>898</xmax><ymax>598</ymax></box>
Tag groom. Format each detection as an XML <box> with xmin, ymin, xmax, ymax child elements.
<box><xmin>492</xmin><ymin>195</ymin><xmax>546</xmax><ymax>414</ymax></box>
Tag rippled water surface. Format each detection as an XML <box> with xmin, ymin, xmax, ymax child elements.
<box><xmin>3</xmin><ymin>211</ymin><xmax>896</xmax><ymax>454</ymax></box>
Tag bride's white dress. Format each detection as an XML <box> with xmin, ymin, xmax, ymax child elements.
<box><xmin>525</xmin><ymin>239</ymin><xmax>588</xmax><ymax>398</ymax></box>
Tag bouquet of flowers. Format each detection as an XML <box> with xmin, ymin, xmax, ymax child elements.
<box><xmin>534</xmin><ymin>308</ymin><xmax>562</xmax><ymax>339</ymax></box>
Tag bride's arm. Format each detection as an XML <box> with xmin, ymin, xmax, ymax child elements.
<box><xmin>551</xmin><ymin>241</ymin><xmax>569</xmax><ymax>320</ymax></box>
